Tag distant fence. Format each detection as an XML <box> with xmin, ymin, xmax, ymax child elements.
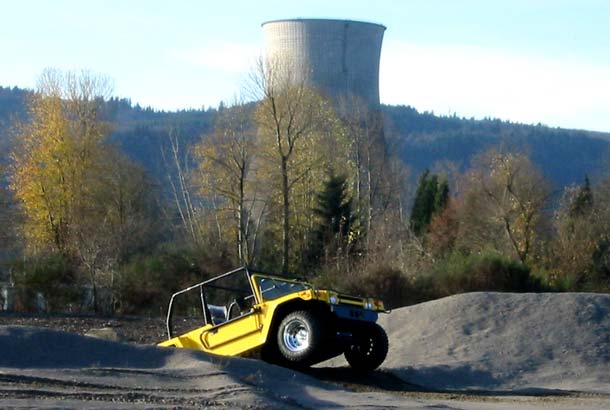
<box><xmin>0</xmin><ymin>282</ymin><xmax>112</xmax><ymax>314</ymax></box>
<box><xmin>1</xmin><ymin>283</ymin><xmax>47</xmax><ymax>313</ymax></box>
<box><xmin>0</xmin><ymin>283</ymin><xmax>12</xmax><ymax>311</ymax></box>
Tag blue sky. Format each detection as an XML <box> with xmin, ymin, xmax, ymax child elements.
<box><xmin>2</xmin><ymin>0</ymin><xmax>610</xmax><ymax>131</ymax></box>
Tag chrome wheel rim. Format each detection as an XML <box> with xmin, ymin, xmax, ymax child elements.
<box><xmin>282</xmin><ymin>319</ymin><xmax>309</xmax><ymax>352</ymax></box>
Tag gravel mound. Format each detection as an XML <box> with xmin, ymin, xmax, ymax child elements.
<box><xmin>379</xmin><ymin>292</ymin><xmax>610</xmax><ymax>393</ymax></box>
<box><xmin>0</xmin><ymin>326</ymin><xmax>418</xmax><ymax>409</ymax></box>
<box><xmin>2</xmin><ymin>292</ymin><xmax>610</xmax><ymax>408</ymax></box>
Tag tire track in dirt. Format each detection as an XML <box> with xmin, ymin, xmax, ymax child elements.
<box><xmin>0</xmin><ymin>375</ymin><xmax>287</xmax><ymax>409</ymax></box>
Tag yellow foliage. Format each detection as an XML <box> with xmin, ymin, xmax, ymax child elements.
<box><xmin>459</xmin><ymin>149</ymin><xmax>550</xmax><ymax>264</ymax></box>
<box><xmin>254</xmin><ymin>81</ymin><xmax>354</xmax><ymax>269</ymax></box>
<box><xmin>9</xmin><ymin>69</ymin><xmax>113</xmax><ymax>254</ymax></box>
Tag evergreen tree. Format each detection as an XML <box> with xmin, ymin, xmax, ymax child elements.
<box><xmin>308</xmin><ymin>173</ymin><xmax>355</xmax><ymax>266</ymax></box>
<box><xmin>569</xmin><ymin>175</ymin><xmax>593</xmax><ymax>217</ymax></box>
<box><xmin>434</xmin><ymin>179</ymin><xmax>449</xmax><ymax>212</ymax></box>
<box><xmin>410</xmin><ymin>170</ymin><xmax>449</xmax><ymax>236</ymax></box>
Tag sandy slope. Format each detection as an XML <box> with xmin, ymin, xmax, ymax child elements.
<box><xmin>378</xmin><ymin>292</ymin><xmax>610</xmax><ymax>393</ymax></box>
<box><xmin>0</xmin><ymin>326</ymin><xmax>440</xmax><ymax>409</ymax></box>
<box><xmin>1</xmin><ymin>292</ymin><xmax>610</xmax><ymax>409</ymax></box>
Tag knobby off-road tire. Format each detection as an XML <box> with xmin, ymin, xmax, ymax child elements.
<box><xmin>276</xmin><ymin>310</ymin><xmax>326</xmax><ymax>367</ymax></box>
<box><xmin>344</xmin><ymin>322</ymin><xmax>388</xmax><ymax>372</ymax></box>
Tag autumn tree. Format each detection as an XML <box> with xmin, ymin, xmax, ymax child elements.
<box><xmin>0</xmin><ymin>167</ymin><xmax>9</xmax><ymax>241</ymax></box>
<box><xmin>10</xmin><ymin>69</ymin><xmax>113</xmax><ymax>254</ymax></box>
<box><xmin>425</xmin><ymin>201</ymin><xmax>459</xmax><ymax>259</ymax></box>
<box><xmin>337</xmin><ymin>95</ymin><xmax>388</xmax><ymax>240</ymax></box>
<box><xmin>194</xmin><ymin>102</ymin><xmax>260</xmax><ymax>264</ymax></box>
<box><xmin>251</xmin><ymin>58</ymin><xmax>345</xmax><ymax>272</ymax></box>
<box><xmin>162</xmin><ymin>126</ymin><xmax>204</xmax><ymax>247</ymax></box>
<box><xmin>590</xmin><ymin>178</ymin><xmax>610</xmax><ymax>284</ymax></box>
<box><xmin>551</xmin><ymin>175</ymin><xmax>610</xmax><ymax>289</ymax></box>
<box><xmin>457</xmin><ymin>149</ymin><xmax>551</xmax><ymax>264</ymax></box>
<box><xmin>9</xmin><ymin>69</ymin><xmax>157</xmax><ymax>312</ymax></box>
<box><xmin>550</xmin><ymin>179</ymin><xmax>596</xmax><ymax>287</ymax></box>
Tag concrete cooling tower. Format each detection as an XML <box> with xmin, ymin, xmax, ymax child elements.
<box><xmin>261</xmin><ymin>19</ymin><xmax>385</xmax><ymax>108</ymax></box>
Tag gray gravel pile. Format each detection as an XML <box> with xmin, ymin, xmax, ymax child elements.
<box><xmin>379</xmin><ymin>292</ymin><xmax>610</xmax><ymax>393</ymax></box>
<box><xmin>2</xmin><ymin>292</ymin><xmax>610</xmax><ymax>409</ymax></box>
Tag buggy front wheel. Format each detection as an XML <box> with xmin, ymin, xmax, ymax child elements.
<box><xmin>344</xmin><ymin>322</ymin><xmax>388</xmax><ymax>372</ymax></box>
<box><xmin>276</xmin><ymin>310</ymin><xmax>326</xmax><ymax>366</ymax></box>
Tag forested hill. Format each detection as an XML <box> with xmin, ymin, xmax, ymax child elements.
<box><xmin>0</xmin><ymin>87</ymin><xmax>28</xmax><ymax>159</ymax></box>
<box><xmin>384</xmin><ymin>105</ymin><xmax>610</xmax><ymax>188</ymax></box>
<box><xmin>1</xmin><ymin>86</ymin><xmax>609</xmax><ymax>188</ymax></box>
<box><xmin>0</xmin><ymin>86</ymin><xmax>217</xmax><ymax>181</ymax></box>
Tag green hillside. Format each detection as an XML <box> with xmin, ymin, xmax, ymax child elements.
<box><xmin>2</xmin><ymin>86</ymin><xmax>609</xmax><ymax>188</ymax></box>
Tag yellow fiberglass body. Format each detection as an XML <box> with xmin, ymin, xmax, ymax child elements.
<box><xmin>158</xmin><ymin>267</ymin><xmax>389</xmax><ymax>371</ymax></box>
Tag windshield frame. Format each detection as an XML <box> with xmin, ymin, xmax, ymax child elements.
<box><xmin>251</xmin><ymin>274</ymin><xmax>312</xmax><ymax>302</ymax></box>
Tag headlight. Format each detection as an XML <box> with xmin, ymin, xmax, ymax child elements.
<box><xmin>329</xmin><ymin>295</ymin><xmax>339</xmax><ymax>305</ymax></box>
<box><xmin>364</xmin><ymin>301</ymin><xmax>373</xmax><ymax>310</ymax></box>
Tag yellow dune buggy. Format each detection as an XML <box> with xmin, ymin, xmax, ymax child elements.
<box><xmin>158</xmin><ymin>267</ymin><xmax>389</xmax><ymax>371</ymax></box>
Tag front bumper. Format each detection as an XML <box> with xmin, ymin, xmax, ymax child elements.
<box><xmin>330</xmin><ymin>304</ymin><xmax>378</xmax><ymax>322</ymax></box>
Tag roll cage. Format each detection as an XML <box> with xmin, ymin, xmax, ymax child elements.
<box><xmin>164</xmin><ymin>267</ymin><xmax>311</xmax><ymax>339</ymax></box>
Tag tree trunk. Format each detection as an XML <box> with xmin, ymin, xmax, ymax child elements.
<box><xmin>281</xmin><ymin>157</ymin><xmax>290</xmax><ymax>273</ymax></box>
<box><xmin>366</xmin><ymin>154</ymin><xmax>373</xmax><ymax>243</ymax></box>
<box><xmin>237</xmin><ymin>173</ymin><xmax>246</xmax><ymax>265</ymax></box>
<box><xmin>90</xmin><ymin>272</ymin><xmax>98</xmax><ymax>314</ymax></box>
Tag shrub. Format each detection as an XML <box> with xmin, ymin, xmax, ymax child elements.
<box><xmin>116</xmin><ymin>245</ymin><xmax>235</xmax><ymax>315</ymax></box>
<box><xmin>434</xmin><ymin>250</ymin><xmax>545</xmax><ymax>296</ymax></box>
<box><xmin>117</xmin><ymin>248</ymin><xmax>202</xmax><ymax>315</ymax></box>
<box><xmin>350</xmin><ymin>267</ymin><xmax>413</xmax><ymax>309</ymax></box>
<box><xmin>314</xmin><ymin>265</ymin><xmax>436</xmax><ymax>309</ymax></box>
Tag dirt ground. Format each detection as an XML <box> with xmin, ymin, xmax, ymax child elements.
<box><xmin>0</xmin><ymin>312</ymin><xmax>168</xmax><ymax>345</ymax></box>
<box><xmin>2</xmin><ymin>293</ymin><xmax>610</xmax><ymax>409</ymax></box>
